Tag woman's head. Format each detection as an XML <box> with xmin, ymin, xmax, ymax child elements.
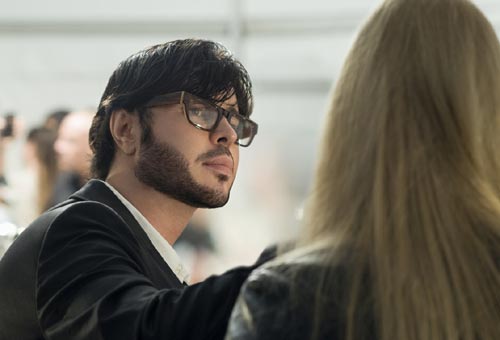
<box><xmin>307</xmin><ymin>0</ymin><xmax>500</xmax><ymax>246</ymax></box>
<box><xmin>301</xmin><ymin>1</ymin><xmax>500</xmax><ymax>340</ymax></box>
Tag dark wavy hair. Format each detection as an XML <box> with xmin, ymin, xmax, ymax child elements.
<box><xmin>89</xmin><ymin>39</ymin><xmax>253</xmax><ymax>179</ymax></box>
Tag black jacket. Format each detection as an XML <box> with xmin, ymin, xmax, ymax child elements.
<box><xmin>0</xmin><ymin>180</ymin><xmax>274</xmax><ymax>340</ymax></box>
<box><xmin>225</xmin><ymin>256</ymin><xmax>374</xmax><ymax>340</ymax></box>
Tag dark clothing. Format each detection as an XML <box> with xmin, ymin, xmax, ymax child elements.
<box><xmin>175</xmin><ymin>222</ymin><xmax>216</xmax><ymax>252</ymax></box>
<box><xmin>46</xmin><ymin>171</ymin><xmax>84</xmax><ymax>209</ymax></box>
<box><xmin>225</xmin><ymin>258</ymin><xmax>373</xmax><ymax>340</ymax></box>
<box><xmin>0</xmin><ymin>180</ymin><xmax>274</xmax><ymax>340</ymax></box>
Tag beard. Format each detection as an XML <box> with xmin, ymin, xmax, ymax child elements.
<box><xmin>134</xmin><ymin>136</ymin><xmax>233</xmax><ymax>208</ymax></box>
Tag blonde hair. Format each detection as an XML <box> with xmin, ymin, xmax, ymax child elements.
<box><xmin>300</xmin><ymin>0</ymin><xmax>500</xmax><ymax>339</ymax></box>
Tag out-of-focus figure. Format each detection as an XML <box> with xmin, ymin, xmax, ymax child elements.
<box><xmin>7</xmin><ymin>109</ymin><xmax>67</xmax><ymax>229</ymax></box>
<box><xmin>43</xmin><ymin>109</ymin><xmax>70</xmax><ymax>132</ymax></box>
<box><xmin>26</xmin><ymin>127</ymin><xmax>58</xmax><ymax>213</ymax></box>
<box><xmin>0</xmin><ymin>113</ymin><xmax>20</xmax><ymax>257</ymax></box>
<box><xmin>50</xmin><ymin>110</ymin><xmax>94</xmax><ymax>205</ymax></box>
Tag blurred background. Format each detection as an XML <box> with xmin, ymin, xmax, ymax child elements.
<box><xmin>0</xmin><ymin>0</ymin><xmax>499</xmax><ymax>282</ymax></box>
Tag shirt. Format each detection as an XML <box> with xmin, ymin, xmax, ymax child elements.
<box><xmin>102</xmin><ymin>180</ymin><xmax>190</xmax><ymax>284</ymax></box>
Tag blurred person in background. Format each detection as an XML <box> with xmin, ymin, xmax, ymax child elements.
<box><xmin>43</xmin><ymin>108</ymin><xmax>70</xmax><ymax>131</ymax></box>
<box><xmin>9</xmin><ymin>126</ymin><xmax>58</xmax><ymax>228</ymax></box>
<box><xmin>49</xmin><ymin>109</ymin><xmax>94</xmax><ymax>205</ymax></box>
<box><xmin>1</xmin><ymin>109</ymin><xmax>68</xmax><ymax>255</ymax></box>
<box><xmin>7</xmin><ymin>109</ymin><xmax>68</xmax><ymax>229</ymax></box>
<box><xmin>0</xmin><ymin>38</ymin><xmax>272</xmax><ymax>340</ymax></box>
<box><xmin>0</xmin><ymin>113</ymin><xmax>18</xmax><ymax>258</ymax></box>
<box><xmin>26</xmin><ymin>127</ymin><xmax>58</xmax><ymax>213</ymax></box>
<box><xmin>0</xmin><ymin>112</ymin><xmax>16</xmax><ymax>192</ymax></box>
<box><xmin>226</xmin><ymin>1</ymin><xmax>500</xmax><ymax>340</ymax></box>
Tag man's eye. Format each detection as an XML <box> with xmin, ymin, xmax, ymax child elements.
<box><xmin>187</xmin><ymin>107</ymin><xmax>219</xmax><ymax>127</ymax></box>
<box><xmin>189</xmin><ymin>107</ymin><xmax>213</xmax><ymax>117</ymax></box>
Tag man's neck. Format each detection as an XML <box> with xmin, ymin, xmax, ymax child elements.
<box><xmin>105</xmin><ymin>170</ymin><xmax>195</xmax><ymax>245</ymax></box>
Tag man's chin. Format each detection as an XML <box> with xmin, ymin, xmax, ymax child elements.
<box><xmin>188</xmin><ymin>190</ymin><xmax>230</xmax><ymax>209</ymax></box>
<box><xmin>159</xmin><ymin>185</ymin><xmax>230</xmax><ymax>208</ymax></box>
<box><xmin>196</xmin><ymin>192</ymin><xmax>230</xmax><ymax>209</ymax></box>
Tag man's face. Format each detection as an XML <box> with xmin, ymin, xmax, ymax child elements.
<box><xmin>134</xmin><ymin>94</ymin><xmax>240</xmax><ymax>208</ymax></box>
<box><xmin>54</xmin><ymin>112</ymin><xmax>93</xmax><ymax>176</ymax></box>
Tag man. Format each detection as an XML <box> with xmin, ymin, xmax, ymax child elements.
<box><xmin>54</xmin><ymin>110</ymin><xmax>94</xmax><ymax>181</ymax></box>
<box><xmin>0</xmin><ymin>39</ymin><xmax>268</xmax><ymax>340</ymax></box>
<box><xmin>50</xmin><ymin>110</ymin><xmax>94</xmax><ymax>205</ymax></box>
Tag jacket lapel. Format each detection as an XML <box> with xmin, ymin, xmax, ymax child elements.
<box><xmin>69</xmin><ymin>180</ymin><xmax>151</xmax><ymax>248</ymax></box>
<box><xmin>69</xmin><ymin>180</ymin><xmax>184</xmax><ymax>287</ymax></box>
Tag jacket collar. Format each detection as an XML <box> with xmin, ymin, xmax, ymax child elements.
<box><xmin>69</xmin><ymin>179</ymin><xmax>155</xmax><ymax>255</ymax></box>
<box><xmin>70</xmin><ymin>179</ymin><xmax>122</xmax><ymax>208</ymax></box>
<box><xmin>68</xmin><ymin>179</ymin><xmax>188</xmax><ymax>286</ymax></box>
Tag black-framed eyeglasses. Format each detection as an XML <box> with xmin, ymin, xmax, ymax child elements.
<box><xmin>144</xmin><ymin>91</ymin><xmax>258</xmax><ymax>147</ymax></box>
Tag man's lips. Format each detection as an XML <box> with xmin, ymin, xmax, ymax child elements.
<box><xmin>202</xmin><ymin>156</ymin><xmax>233</xmax><ymax>177</ymax></box>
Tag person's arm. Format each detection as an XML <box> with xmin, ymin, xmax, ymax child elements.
<box><xmin>36</xmin><ymin>202</ymin><xmax>268</xmax><ymax>340</ymax></box>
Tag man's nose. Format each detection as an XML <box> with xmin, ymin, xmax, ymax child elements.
<box><xmin>209</xmin><ymin>117</ymin><xmax>238</xmax><ymax>147</ymax></box>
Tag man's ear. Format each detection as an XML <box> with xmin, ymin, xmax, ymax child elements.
<box><xmin>109</xmin><ymin>109</ymin><xmax>139</xmax><ymax>155</ymax></box>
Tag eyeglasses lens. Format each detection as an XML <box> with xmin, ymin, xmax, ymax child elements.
<box><xmin>184</xmin><ymin>94</ymin><xmax>256</xmax><ymax>146</ymax></box>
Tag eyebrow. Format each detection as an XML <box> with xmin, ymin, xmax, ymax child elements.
<box><xmin>224</xmin><ymin>106</ymin><xmax>240</xmax><ymax>115</ymax></box>
<box><xmin>216</xmin><ymin>101</ymin><xmax>239</xmax><ymax>113</ymax></box>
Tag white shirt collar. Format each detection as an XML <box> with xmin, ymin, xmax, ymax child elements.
<box><xmin>100</xmin><ymin>180</ymin><xmax>190</xmax><ymax>284</ymax></box>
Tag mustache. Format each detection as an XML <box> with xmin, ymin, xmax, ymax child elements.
<box><xmin>196</xmin><ymin>147</ymin><xmax>233</xmax><ymax>163</ymax></box>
